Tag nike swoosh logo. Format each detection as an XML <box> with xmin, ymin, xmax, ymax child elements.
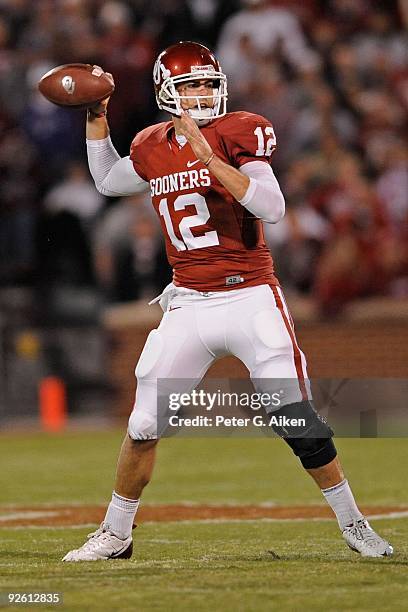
<box><xmin>169</xmin><ymin>306</ymin><xmax>182</xmax><ymax>312</ymax></box>
<box><xmin>187</xmin><ymin>159</ymin><xmax>200</xmax><ymax>168</ymax></box>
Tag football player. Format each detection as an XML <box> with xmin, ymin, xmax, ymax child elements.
<box><xmin>63</xmin><ymin>42</ymin><xmax>392</xmax><ymax>561</ymax></box>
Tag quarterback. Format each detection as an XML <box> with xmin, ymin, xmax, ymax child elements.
<box><xmin>63</xmin><ymin>42</ymin><xmax>392</xmax><ymax>561</ymax></box>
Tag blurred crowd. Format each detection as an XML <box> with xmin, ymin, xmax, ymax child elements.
<box><xmin>0</xmin><ymin>0</ymin><xmax>407</xmax><ymax>317</ymax></box>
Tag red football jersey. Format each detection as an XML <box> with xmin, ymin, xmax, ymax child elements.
<box><xmin>130</xmin><ymin>111</ymin><xmax>280</xmax><ymax>291</ymax></box>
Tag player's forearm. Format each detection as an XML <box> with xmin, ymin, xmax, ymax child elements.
<box><xmin>207</xmin><ymin>157</ymin><xmax>285</xmax><ymax>223</ymax></box>
<box><xmin>87</xmin><ymin>139</ymin><xmax>148</xmax><ymax>196</ymax></box>
<box><xmin>87</xmin><ymin>136</ymin><xmax>121</xmax><ymax>192</ymax></box>
<box><xmin>239</xmin><ymin>161</ymin><xmax>285</xmax><ymax>223</ymax></box>
<box><xmin>86</xmin><ymin>113</ymin><xmax>110</xmax><ymax>140</ymax></box>
<box><xmin>206</xmin><ymin>155</ymin><xmax>250</xmax><ymax>201</ymax></box>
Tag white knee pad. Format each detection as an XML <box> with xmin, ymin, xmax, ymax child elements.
<box><xmin>128</xmin><ymin>407</ymin><xmax>158</xmax><ymax>440</ymax></box>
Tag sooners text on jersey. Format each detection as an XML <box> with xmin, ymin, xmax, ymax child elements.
<box><xmin>130</xmin><ymin>111</ymin><xmax>279</xmax><ymax>291</ymax></box>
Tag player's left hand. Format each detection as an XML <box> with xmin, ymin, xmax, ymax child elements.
<box><xmin>174</xmin><ymin>111</ymin><xmax>213</xmax><ymax>163</ymax></box>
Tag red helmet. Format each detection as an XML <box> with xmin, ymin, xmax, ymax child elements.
<box><xmin>153</xmin><ymin>41</ymin><xmax>227</xmax><ymax>123</ymax></box>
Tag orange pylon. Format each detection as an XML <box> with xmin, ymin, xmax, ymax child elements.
<box><xmin>39</xmin><ymin>376</ymin><xmax>67</xmax><ymax>431</ymax></box>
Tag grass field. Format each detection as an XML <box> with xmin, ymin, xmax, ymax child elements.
<box><xmin>1</xmin><ymin>431</ymin><xmax>407</xmax><ymax>611</ymax></box>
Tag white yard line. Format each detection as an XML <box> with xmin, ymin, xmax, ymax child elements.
<box><xmin>0</xmin><ymin>506</ymin><xmax>408</xmax><ymax>528</ymax></box>
<box><xmin>367</xmin><ymin>510</ymin><xmax>408</xmax><ymax>520</ymax></box>
<box><xmin>0</xmin><ymin>511</ymin><xmax>59</xmax><ymax>521</ymax></box>
<box><xmin>2</xmin><ymin>514</ymin><xmax>408</xmax><ymax>529</ymax></box>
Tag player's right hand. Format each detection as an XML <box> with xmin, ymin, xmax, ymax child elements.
<box><xmin>88</xmin><ymin>66</ymin><xmax>114</xmax><ymax>114</ymax></box>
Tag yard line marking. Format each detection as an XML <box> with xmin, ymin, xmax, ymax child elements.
<box><xmin>0</xmin><ymin>511</ymin><xmax>58</xmax><ymax>521</ymax></box>
<box><xmin>3</xmin><ymin>512</ymin><xmax>408</xmax><ymax>530</ymax></box>
<box><xmin>367</xmin><ymin>510</ymin><xmax>408</xmax><ymax>520</ymax></box>
<box><xmin>1</xmin><ymin>504</ymin><xmax>408</xmax><ymax>527</ymax></box>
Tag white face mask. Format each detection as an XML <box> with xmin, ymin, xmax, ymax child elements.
<box><xmin>156</xmin><ymin>71</ymin><xmax>228</xmax><ymax>125</ymax></box>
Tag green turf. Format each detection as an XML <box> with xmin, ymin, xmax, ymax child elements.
<box><xmin>1</xmin><ymin>431</ymin><xmax>407</xmax><ymax>505</ymax></box>
<box><xmin>1</xmin><ymin>521</ymin><xmax>407</xmax><ymax>611</ymax></box>
<box><xmin>0</xmin><ymin>431</ymin><xmax>407</xmax><ymax>610</ymax></box>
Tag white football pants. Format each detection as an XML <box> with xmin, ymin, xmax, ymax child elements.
<box><xmin>128</xmin><ymin>283</ymin><xmax>309</xmax><ymax>439</ymax></box>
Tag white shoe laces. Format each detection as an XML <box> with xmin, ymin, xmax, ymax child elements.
<box><xmin>74</xmin><ymin>526</ymin><xmax>116</xmax><ymax>553</ymax></box>
<box><xmin>347</xmin><ymin>519</ymin><xmax>383</xmax><ymax>548</ymax></box>
<box><xmin>87</xmin><ymin>526</ymin><xmax>104</xmax><ymax>539</ymax></box>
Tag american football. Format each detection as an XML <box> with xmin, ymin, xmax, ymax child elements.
<box><xmin>38</xmin><ymin>63</ymin><xmax>114</xmax><ymax>109</ymax></box>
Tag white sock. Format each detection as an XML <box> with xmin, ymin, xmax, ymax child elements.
<box><xmin>103</xmin><ymin>491</ymin><xmax>140</xmax><ymax>539</ymax></box>
<box><xmin>322</xmin><ymin>479</ymin><xmax>364</xmax><ymax>531</ymax></box>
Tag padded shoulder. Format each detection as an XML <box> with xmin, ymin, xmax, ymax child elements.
<box><xmin>215</xmin><ymin>111</ymin><xmax>272</xmax><ymax>137</ymax></box>
<box><xmin>131</xmin><ymin>121</ymin><xmax>172</xmax><ymax>150</ymax></box>
<box><xmin>211</xmin><ymin>111</ymin><xmax>276</xmax><ymax>167</ymax></box>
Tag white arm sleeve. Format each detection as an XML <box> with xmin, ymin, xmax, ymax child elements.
<box><xmin>239</xmin><ymin>161</ymin><xmax>285</xmax><ymax>224</ymax></box>
<box><xmin>86</xmin><ymin>136</ymin><xmax>149</xmax><ymax>197</ymax></box>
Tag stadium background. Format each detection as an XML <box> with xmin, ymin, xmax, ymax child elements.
<box><xmin>0</xmin><ymin>0</ymin><xmax>406</xmax><ymax>420</ymax></box>
<box><xmin>0</xmin><ymin>1</ymin><xmax>407</xmax><ymax>610</ymax></box>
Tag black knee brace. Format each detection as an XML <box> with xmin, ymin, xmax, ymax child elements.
<box><xmin>269</xmin><ymin>400</ymin><xmax>337</xmax><ymax>469</ymax></box>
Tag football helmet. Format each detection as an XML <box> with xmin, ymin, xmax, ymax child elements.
<box><xmin>153</xmin><ymin>41</ymin><xmax>227</xmax><ymax>125</ymax></box>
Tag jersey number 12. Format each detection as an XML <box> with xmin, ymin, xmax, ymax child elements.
<box><xmin>159</xmin><ymin>193</ymin><xmax>219</xmax><ymax>251</ymax></box>
<box><xmin>254</xmin><ymin>125</ymin><xmax>276</xmax><ymax>156</ymax></box>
